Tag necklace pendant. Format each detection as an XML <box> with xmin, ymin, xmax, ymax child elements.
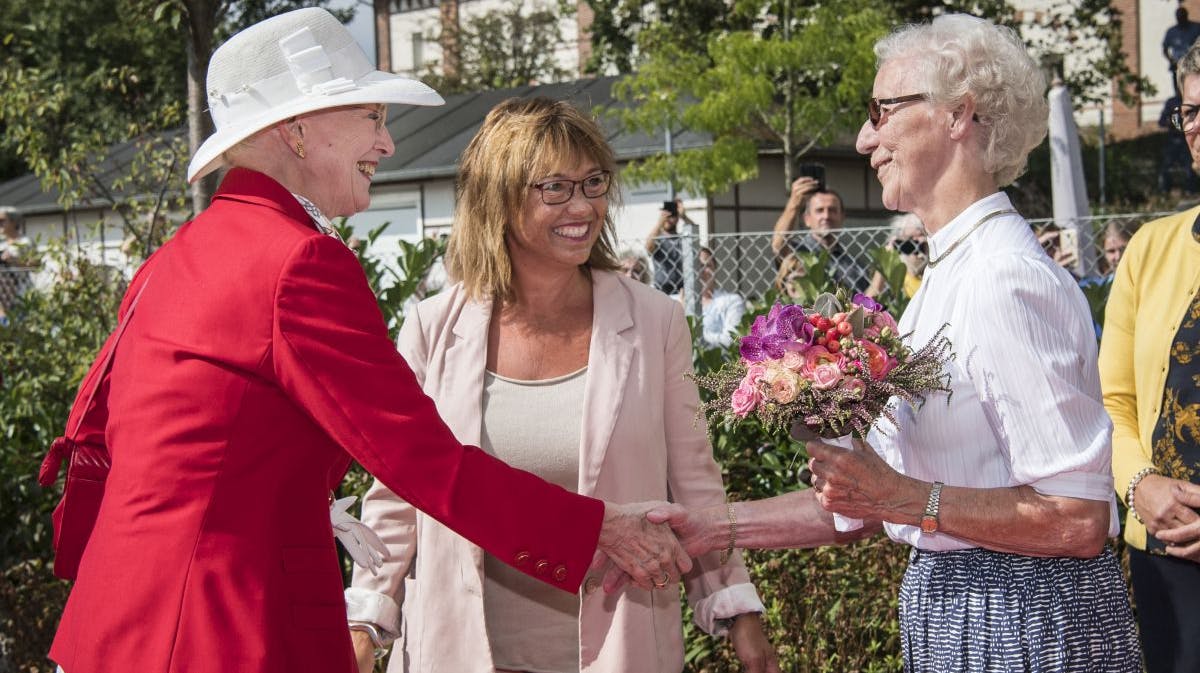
<box><xmin>926</xmin><ymin>208</ymin><xmax>1017</xmax><ymax>268</ymax></box>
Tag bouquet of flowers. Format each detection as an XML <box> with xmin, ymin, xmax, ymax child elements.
<box><xmin>693</xmin><ymin>290</ymin><xmax>953</xmax><ymax>530</ymax></box>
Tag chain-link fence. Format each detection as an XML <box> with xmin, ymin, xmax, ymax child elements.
<box><xmin>0</xmin><ymin>267</ymin><xmax>35</xmax><ymax>318</ymax></box>
<box><xmin>619</xmin><ymin>212</ymin><xmax>1168</xmax><ymax>316</ymax></box>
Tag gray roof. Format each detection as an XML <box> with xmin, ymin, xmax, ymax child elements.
<box><xmin>0</xmin><ymin>76</ymin><xmax>713</xmax><ymax>216</ymax></box>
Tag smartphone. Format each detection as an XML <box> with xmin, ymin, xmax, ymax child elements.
<box><xmin>1058</xmin><ymin>227</ymin><xmax>1079</xmax><ymax>261</ymax></box>
<box><xmin>662</xmin><ymin>200</ymin><xmax>679</xmax><ymax>216</ymax></box>
<box><xmin>797</xmin><ymin>162</ymin><xmax>826</xmax><ymax>191</ymax></box>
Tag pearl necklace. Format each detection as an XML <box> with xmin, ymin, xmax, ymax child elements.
<box><xmin>926</xmin><ymin>209</ymin><xmax>1017</xmax><ymax>268</ymax></box>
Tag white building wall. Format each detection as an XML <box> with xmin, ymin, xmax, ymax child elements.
<box><xmin>388</xmin><ymin>0</ymin><xmax>582</xmax><ymax>78</ymax></box>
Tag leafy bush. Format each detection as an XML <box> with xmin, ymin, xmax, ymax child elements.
<box><xmin>0</xmin><ymin>251</ymin><xmax>124</xmax><ymax>671</ymax></box>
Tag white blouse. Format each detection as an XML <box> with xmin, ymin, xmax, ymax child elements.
<box><xmin>867</xmin><ymin>192</ymin><xmax>1119</xmax><ymax>551</ymax></box>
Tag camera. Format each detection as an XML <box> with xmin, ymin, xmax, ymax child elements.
<box><xmin>662</xmin><ymin>200</ymin><xmax>679</xmax><ymax>216</ymax></box>
<box><xmin>797</xmin><ymin>162</ymin><xmax>826</xmax><ymax>191</ymax></box>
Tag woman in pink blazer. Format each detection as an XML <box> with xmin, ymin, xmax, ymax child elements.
<box><xmin>44</xmin><ymin>12</ymin><xmax>688</xmax><ymax>673</ymax></box>
<box><xmin>346</xmin><ymin>98</ymin><xmax>780</xmax><ymax>673</ymax></box>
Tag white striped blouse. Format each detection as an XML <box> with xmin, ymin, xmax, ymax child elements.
<box><xmin>867</xmin><ymin>191</ymin><xmax>1120</xmax><ymax>551</ymax></box>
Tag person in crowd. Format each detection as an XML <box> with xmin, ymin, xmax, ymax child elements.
<box><xmin>346</xmin><ymin>98</ymin><xmax>778</xmax><ymax>673</ymax></box>
<box><xmin>644</xmin><ymin>199</ymin><xmax>694</xmax><ymax>295</ymax></box>
<box><xmin>1159</xmin><ymin>94</ymin><xmax>1200</xmax><ymax>194</ymax></box>
<box><xmin>618</xmin><ymin>249</ymin><xmax>650</xmax><ymax>284</ymax></box>
<box><xmin>769</xmin><ymin>177</ymin><xmax>868</xmax><ymax>292</ymax></box>
<box><xmin>44</xmin><ymin>11</ymin><xmax>689</xmax><ymax>673</ymax></box>
<box><xmin>866</xmin><ymin>212</ymin><xmax>926</xmax><ymax>299</ymax></box>
<box><xmin>688</xmin><ymin>246</ymin><xmax>746</xmax><ymax>348</ymax></box>
<box><xmin>648</xmin><ymin>15</ymin><xmax>1141</xmax><ymax>672</ymax></box>
<box><xmin>0</xmin><ymin>209</ymin><xmax>31</xmax><ymax>266</ymax></box>
<box><xmin>1101</xmin><ymin>39</ymin><xmax>1200</xmax><ymax>673</ymax></box>
<box><xmin>1099</xmin><ymin>218</ymin><xmax>1140</xmax><ymax>277</ymax></box>
<box><xmin>1035</xmin><ymin>222</ymin><xmax>1081</xmax><ymax>275</ymax></box>
<box><xmin>1165</xmin><ymin>7</ymin><xmax>1200</xmax><ymax>96</ymax></box>
<box><xmin>772</xmin><ymin>252</ymin><xmax>808</xmax><ymax>302</ymax></box>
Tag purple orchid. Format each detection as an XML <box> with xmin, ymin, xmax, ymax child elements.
<box><xmin>739</xmin><ymin>303</ymin><xmax>816</xmax><ymax>361</ymax></box>
<box><xmin>852</xmin><ymin>293</ymin><xmax>884</xmax><ymax>313</ymax></box>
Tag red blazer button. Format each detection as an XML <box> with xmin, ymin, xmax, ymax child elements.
<box><xmin>514</xmin><ymin>551</ymin><xmax>531</xmax><ymax>566</ymax></box>
<box><xmin>553</xmin><ymin>565</ymin><xmax>568</xmax><ymax>582</ymax></box>
<box><xmin>535</xmin><ymin>560</ymin><xmax>550</xmax><ymax>575</ymax></box>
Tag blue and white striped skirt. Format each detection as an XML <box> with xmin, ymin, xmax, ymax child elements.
<box><xmin>899</xmin><ymin>546</ymin><xmax>1141</xmax><ymax>672</ymax></box>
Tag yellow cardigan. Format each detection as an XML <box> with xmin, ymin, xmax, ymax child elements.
<box><xmin>1100</xmin><ymin>206</ymin><xmax>1200</xmax><ymax>550</ymax></box>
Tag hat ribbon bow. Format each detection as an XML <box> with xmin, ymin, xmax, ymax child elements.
<box><xmin>279</xmin><ymin>27</ymin><xmax>356</xmax><ymax>96</ymax></box>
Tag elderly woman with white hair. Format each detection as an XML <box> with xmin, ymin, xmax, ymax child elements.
<box><xmin>649</xmin><ymin>14</ymin><xmax>1141</xmax><ymax>671</ymax></box>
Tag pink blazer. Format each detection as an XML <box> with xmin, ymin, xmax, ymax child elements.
<box><xmin>48</xmin><ymin>169</ymin><xmax>603</xmax><ymax>673</ymax></box>
<box><xmin>348</xmin><ymin>271</ymin><xmax>761</xmax><ymax>673</ymax></box>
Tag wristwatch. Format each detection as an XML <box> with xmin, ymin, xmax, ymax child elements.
<box><xmin>920</xmin><ymin>482</ymin><xmax>944</xmax><ymax>534</ymax></box>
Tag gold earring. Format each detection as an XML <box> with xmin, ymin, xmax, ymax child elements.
<box><xmin>295</xmin><ymin>140</ymin><xmax>305</xmax><ymax>158</ymax></box>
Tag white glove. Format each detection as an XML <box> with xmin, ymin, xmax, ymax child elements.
<box><xmin>330</xmin><ymin>496</ymin><xmax>389</xmax><ymax>576</ymax></box>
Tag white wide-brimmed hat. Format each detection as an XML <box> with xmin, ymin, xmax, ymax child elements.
<box><xmin>187</xmin><ymin>7</ymin><xmax>444</xmax><ymax>183</ymax></box>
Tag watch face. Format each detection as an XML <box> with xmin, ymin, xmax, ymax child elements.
<box><xmin>920</xmin><ymin>516</ymin><xmax>938</xmax><ymax>534</ymax></box>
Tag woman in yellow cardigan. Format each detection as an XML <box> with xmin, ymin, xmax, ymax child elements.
<box><xmin>1100</xmin><ymin>44</ymin><xmax>1200</xmax><ymax>672</ymax></box>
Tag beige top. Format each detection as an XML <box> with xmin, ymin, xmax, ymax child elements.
<box><xmin>481</xmin><ymin>366</ymin><xmax>587</xmax><ymax>673</ymax></box>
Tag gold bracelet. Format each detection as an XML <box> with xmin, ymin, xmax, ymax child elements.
<box><xmin>719</xmin><ymin>502</ymin><xmax>737</xmax><ymax>565</ymax></box>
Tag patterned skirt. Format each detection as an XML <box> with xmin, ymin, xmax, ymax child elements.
<box><xmin>899</xmin><ymin>546</ymin><xmax>1141</xmax><ymax>672</ymax></box>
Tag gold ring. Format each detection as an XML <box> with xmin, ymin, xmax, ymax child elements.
<box><xmin>653</xmin><ymin>572</ymin><xmax>669</xmax><ymax>589</ymax></box>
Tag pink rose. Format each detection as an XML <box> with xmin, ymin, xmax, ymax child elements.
<box><xmin>744</xmin><ymin>363</ymin><xmax>769</xmax><ymax>385</ymax></box>
<box><xmin>859</xmin><ymin>340</ymin><xmax>899</xmax><ymax>380</ymax></box>
<box><xmin>871</xmin><ymin>310</ymin><xmax>899</xmax><ymax>336</ymax></box>
<box><xmin>841</xmin><ymin>377</ymin><xmax>866</xmax><ymax>399</ymax></box>
<box><xmin>780</xmin><ymin>350</ymin><xmax>804</xmax><ymax>372</ymax></box>
<box><xmin>810</xmin><ymin>363</ymin><xmax>842</xmax><ymax>390</ymax></box>
<box><xmin>731</xmin><ymin>383</ymin><xmax>762</xmax><ymax>417</ymax></box>
<box><xmin>770</xmin><ymin>371</ymin><xmax>800</xmax><ymax>404</ymax></box>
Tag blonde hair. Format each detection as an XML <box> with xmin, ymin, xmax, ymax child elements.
<box><xmin>774</xmin><ymin>253</ymin><xmax>806</xmax><ymax>295</ymax></box>
<box><xmin>446</xmin><ymin>97</ymin><xmax>622</xmax><ymax>302</ymax></box>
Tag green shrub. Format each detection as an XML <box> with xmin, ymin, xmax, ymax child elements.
<box><xmin>0</xmin><ymin>251</ymin><xmax>124</xmax><ymax>671</ymax></box>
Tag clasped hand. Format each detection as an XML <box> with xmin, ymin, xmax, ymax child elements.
<box><xmin>1138</xmin><ymin>476</ymin><xmax>1200</xmax><ymax>563</ymax></box>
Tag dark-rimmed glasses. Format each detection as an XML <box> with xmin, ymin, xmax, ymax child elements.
<box><xmin>530</xmin><ymin>171</ymin><xmax>612</xmax><ymax>205</ymax></box>
<box><xmin>893</xmin><ymin>238</ymin><xmax>928</xmax><ymax>255</ymax></box>
<box><xmin>868</xmin><ymin>93</ymin><xmax>927</xmax><ymax>127</ymax></box>
<box><xmin>1169</xmin><ymin>103</ymin><xmax>1200</xmax><ymax>133</ymax></box>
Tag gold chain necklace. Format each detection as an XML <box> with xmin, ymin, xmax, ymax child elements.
<box><xmin>926</xmin><ymin>209</ymin><xmax>1017</xmax><ymax>268</ymax></box>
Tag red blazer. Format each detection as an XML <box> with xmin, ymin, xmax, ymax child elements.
<box><xmin>48</xmin><ymin>168</ymin><xmax>603</xmax><ymax>673</ymax></box>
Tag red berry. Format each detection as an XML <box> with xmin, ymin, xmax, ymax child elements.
<box><xmin>837</xmin><ymin>321</ymin><xmax>852</xmax><ymax>334</ymax></box>
<box><xmin>832</xmin><ymin>312</ymin><xmax>847</xmax><ymax>323</ymax></box>
<box><xmin>817</xmin><ymin>318</ymin><xmax>834</xmax><ymax>332</ymax></box>
<box><xmin>808</xmin><ymin>313</ymin><xmax>823</xmax><ymax>326</ymax></box>
<box><xmin>827</xmin><ymin>340</ymin><xmax>840</xmax><ymax>353</ymax></box>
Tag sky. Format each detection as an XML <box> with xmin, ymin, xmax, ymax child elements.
<box><xmin>333</xmin><ymin>0</ymin><xmax>378</xmax><ymax>66</ymax></box>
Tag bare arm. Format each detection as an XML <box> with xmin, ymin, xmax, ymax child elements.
<box><xmin>645</xmin><ymin>210</ymin><xmax>670</xmax><ymax>254</ymax></box>
<box><xmin>807</xmin><ymin>439</ymin><xmax>1110</xmax><ymax>559</ymax></box>
<box><xmin>771</xmin><ymin>178</ymin><xmax>817</xmax><ymax>256</ymax></box>
<box><xmin>648</xmin><ymin>489</ymin><xmax>879</xmax><ymax>556</ymax></box>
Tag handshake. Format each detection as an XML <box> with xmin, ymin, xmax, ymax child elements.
<box><xmin>590</xmin><ymin>500</ymin><xmax>730</xmax><ymax>593</ymax></box>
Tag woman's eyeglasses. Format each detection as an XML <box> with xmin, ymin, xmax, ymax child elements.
<box><xmin>1169</xmin><ymin>103</ymin><xmax>1200</xmax><ymax>133</ymax></box>
<box><xmin>868</xmin><ymin>93</ymin><xmax>927</xmax><ymax>127</ymax></box>
<box><xmin>531</xmin><ymin>171</ymin><xmax>612</xmax><ymax>205</ymax></box>
<box><xmin>893</xmin><ymin>238</ymin><xmax>928</xmax><ymax>255</ymax></box>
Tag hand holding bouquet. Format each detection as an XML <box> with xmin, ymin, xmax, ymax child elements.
<box><xmin>693</xmin><ymin>291</ymin><xmax>952</xmax><ymax>530</ymax></box>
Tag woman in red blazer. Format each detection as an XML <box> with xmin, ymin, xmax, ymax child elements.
<box><xmin>45</xmin><ymin>9</ymin><xmax>688</xmax><ymax>673</ymax></box>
